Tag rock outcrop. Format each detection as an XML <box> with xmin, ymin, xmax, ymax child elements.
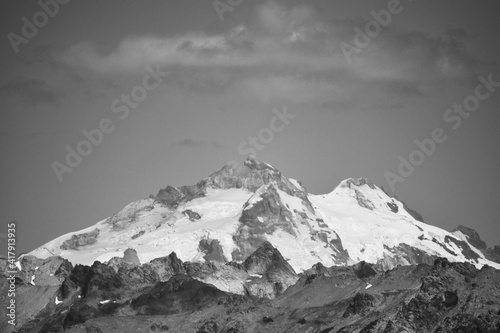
<box><xmin>60</xmin><ymin>229</ymin><xmax>100</xmax><ymax>250</ymax></box>
<box><xmin>3</xmin><ymin>248</ymin><xmax>500</xmax><ymax>333</ymax></box>
<box><xmin>452</xmin><ymin>225</ymin><xmax>500</xmax><ymax>264</ymax></box>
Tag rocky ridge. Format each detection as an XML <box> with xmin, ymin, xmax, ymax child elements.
<box><xmin>1</xmin><ymin>244</ymin><xmax>499</xmax><ymax>332</ymax></box>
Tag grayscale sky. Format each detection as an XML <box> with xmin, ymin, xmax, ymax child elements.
<box><xmin>1</xmin><ymin>0</ymin><xmax>499</xmax><ymax>255</ymax></box>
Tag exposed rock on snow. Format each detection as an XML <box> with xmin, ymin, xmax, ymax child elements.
<box><xmin>60</xmin><ymin>229</ymin><xmax>100</xmax><ymax>250</ymax></box>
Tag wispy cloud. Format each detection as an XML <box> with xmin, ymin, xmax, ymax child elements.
<box><xmin>44</xmin><ymin>2</ymin><xmax>486</xmax><ymax>106</ymax></box>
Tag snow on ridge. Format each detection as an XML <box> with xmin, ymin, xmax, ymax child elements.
<box><xmin>26</xmin><ymin>188</ymin><xmax>252</xmax><ymax>267</ymax></box>
<box><xmin>23</xmin><ymin>167</ymin><xmax>500</xmax><ymax>272</ymax></box>
<box><xmin>289</xmin><ymin>178</ymin><xmax>303</xmax><ymax>190</ymax></box>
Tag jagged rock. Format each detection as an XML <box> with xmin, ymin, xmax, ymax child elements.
<box><xmin>377</xmin><ymin>243</ymin><xmax>438</xmax><ymax>270</ymax></box>
<box><xmin>242</xmin><ymin>241</ymin><xmax>298</xmax><ymax>298</ymax></box>
<box><xmin>9</xmin><ymin>255</ymin><xmax>500</xmax><ymax>333</ymax></box>
<box><xmin>452</xmin><ymin>225</ymin><xmax>487</xmax><ymax>249</ymax></box>
<box><xmin>131</xmin><ymin>274</ymin><xmax>228</xmax><ymax>315</ymax></box>
<box><xmin>196</xmin><ymin>320</ymin><xmax>218</xmax><ymax>333</ymax></box>
<box><xmin>444</xmin><ymin>235</ymin><xmax>480</xmax><ymax>262</ymax></box>
<box><xmin>387</xmin><ymin>201</ymin><xmax>398</xmax><ymax>213</ymax></box>
<box><xmin>13</xmin><ymin>255</ymin><xmax>73</xmax><ymax>286</ymax></box>
<box><xmin>104</xmin><ymin>248</ymin><xmax>139</xmax><ymax>274</ymax></box>
<box><xmin>206</xmin><ymin>156</ymin><xmax>315</xmax><ymax>212</ymax></box>
<box><xmin>155</xmin><ymin>183</ymin><xmax>206</xmax><ymax>208</ymax></box>
<box><xmin>452</xmin><ymin>225</ymin><xmax>500</xmax><ymax>264</ymax></box>
<box><xmin>342</xmin><ymin>293</ymin><xmax>376</xmax><ymax>318</ymax></box>
<box><xmin>443</xmin><ymin>290</ymin><xmax>458</xmax><ymax>307</ymax></box>
<box><xmin>185</xmin><ymin>260</ymin><xmax>248</xmax><ymax>295</ymax></box>
<box><xmin>400</xmin><ymin>198</ymin><xmax>424</xmax><ymax>222</ymax></box>
<box><xmin>61</xmin><ymin>261</ymin><xmax>136</xmax><ymax>302</ymax></box>
<box><xmin>353</xmin><ymin>261</ymin><xmax>378</xmax><ymax>279</ymax></box>
<box><xmin>118</xmin><ymin>264</ymin><xmax>159</xmax><ymax>284</ymax></box>
<box><xmin>85</xmin><ymin>326</ymin><xmax>103</xmax><ymax>333</ymax></box>
<box><xmin>63</xmin><ymin>302</ymin><xmax>99</xmax><ymax>328</ymax></box>
<box><xmin>233</xmin><ymin>185</ymin><xmax>297</xmax><ymax>261</ymax></box>
<box><xmin>123</xmin><ymin>248</ymin><xmax>141</xmax><ymax>265</ymax></box>
<box><xmin>150</xmin><ymin>323</ymin><xmax>170</xmax><ymax>331</ymax></box>
<box><xmin>182</xmin><ymin>209</ymin><xmax>202</xmax><ymax>221</ymax></box>
<box><xmin>107</xmin><ymin>199</ymin><xmax>154</xmax><ymax>230</ymax></box>
<box><xmin>105</xmin><ymin>256</ymin><xmax>129</xmax><ymax>273</ymax></box>
<box><xmin>60</xmin><ymin>229</ymin><xmax>99</xmax><ymax>250</ymax></box>
<box><xmin>198</xmin><ymin>238</ymin><xmax>226</xmax><ymax>262</ymax></box>
<box><xmin>145</xmin><ymin>252</ymin><xmax>186</xmax><ymax>281</ymax></box>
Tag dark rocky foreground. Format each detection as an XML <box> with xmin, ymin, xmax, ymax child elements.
<box><xmin>1</xmin><ymin>244</ymin><xmax>500</xmax><ymax>333</ymax></box>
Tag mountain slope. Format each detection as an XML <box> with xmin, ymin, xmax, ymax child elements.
<box><xmin>27</xmin><ymin>156</ymin><xmax>500</xmax><ymax>276</ymax></box>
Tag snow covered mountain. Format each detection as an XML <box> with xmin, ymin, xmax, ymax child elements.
<box><xmin>7</xmin><ymin>156</ymin><xmax>500</xmax><ymax>332</ymax></box>
<box><xmin>27</xmin><ymin>156</ymin><xmax>500</xmax><ymax>274</ymax></box>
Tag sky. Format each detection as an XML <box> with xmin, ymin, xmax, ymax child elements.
<box><xmin>1</xmin><ymin>0</ymin><xmax>499</xmax><ymax>256</ymax></box>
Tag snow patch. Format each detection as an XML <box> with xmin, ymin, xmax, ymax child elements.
<box><xmin>100</xmin><ymin>300</ymin><xmax>110</xmax><ymax>304</ymax></box>
<box><xmin>30</xmin><ymin>275</ymin><xmax>35</xmax><ymax>285</ymax></box>
<box><xmin>365</xmin><ymin>283</ymin><xmax>372</xmax><ymax>289</ymax></box>
<box><xmin>289</xmin><ymin>178</ymin><xmax>302</xmax><ymax>190</ymax></box>
<box><xmin>55</xmin><ymin>297</ymin><xmax>63</xmax><ymax>305</ymax></box>
<box><xmin>15</xmin><ymin>261</ymin><xmax>22</xmax><ymax>271</ymax></box>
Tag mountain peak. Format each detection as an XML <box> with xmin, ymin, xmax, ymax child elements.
<box><xmin>452</xmin><ymin>225</ymin><xmax>487</xmax><ymax>249</ymax></box>
<box><xmin>243</xmin><ymin>155</ymin><xmax>277</xmax><ymax>171</ymax></box>
<box><xmin>203</xmin><ymin>156</ymin><xmax>283</xmax><ymax>192</ymax></box>
<box><xmin>243</xmin><ymin>241</ymin><xmax>297</xmax><ymax>278</ymax></box>
<box><xmin>330</xmin><ymin>177</ymin><xmax>425</xmax><ymax>222</ymax></box>
<box><xmin>340</xmin><ymin>177</ymin><xmax>377</xmax><ymax>190</ymax></box>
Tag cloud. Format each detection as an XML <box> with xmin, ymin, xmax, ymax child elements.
<box><xmin>177</xmin><ymin>139</ymin><xmax>228</xmax><ymax>149</ymax></box>
<box><xmin>0</xmin><ymin>76</ymin><xmax>58</xmax><ymax>104</ymax></box>
<box><xmin>47</xmin><ymin>2</ymin><xmax>485</xmax><ymax>106</ymax></box>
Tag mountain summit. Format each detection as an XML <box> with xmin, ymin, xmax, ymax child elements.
<box><xmin>27</xmin><ymin>156</ymin><xmax>500</xmax><ymax>275</ymax></box>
